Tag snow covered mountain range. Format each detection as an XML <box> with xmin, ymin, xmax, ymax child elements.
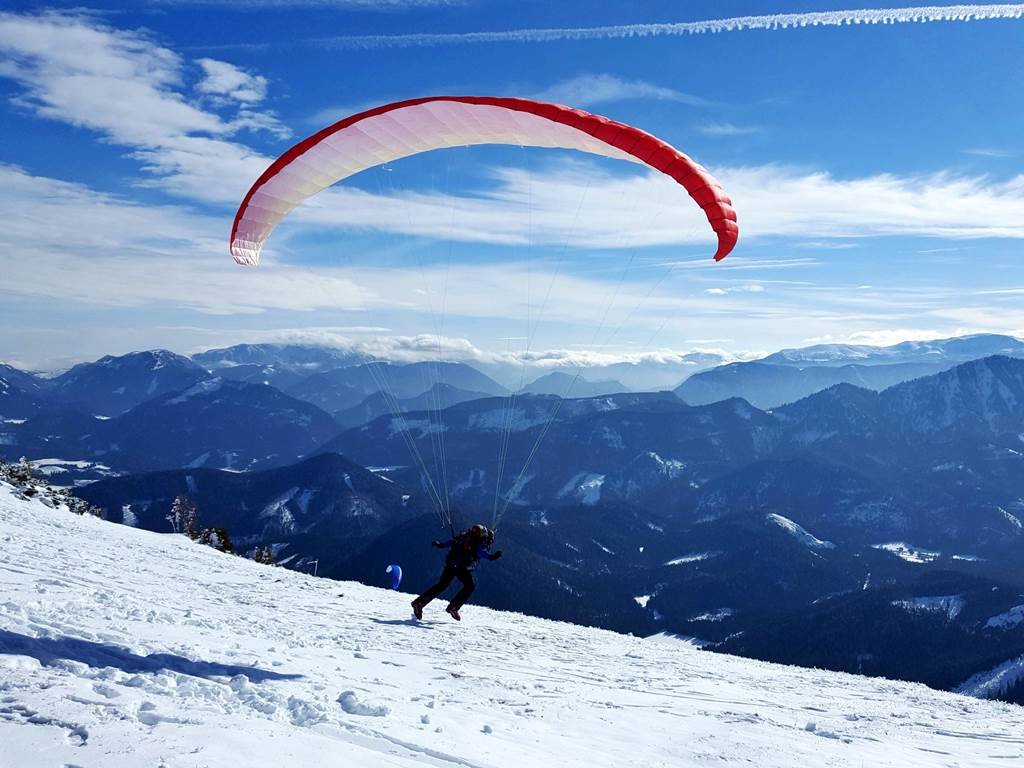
<box><xmin>2</xmin><ymin>482</ymin><xmax>1022</xmax><ymax>767</ymax></box>
<box><xmin>5</xmin><ymin>335</ymin><xmax>1024</xmax><ymax>703</ymax></box>
<box><xmin>678</xmin><ymin>334</ymin><xmax>1024</xmax><ymax>409</ymax></box>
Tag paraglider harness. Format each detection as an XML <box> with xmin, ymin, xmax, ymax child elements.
<box><xmin>444</xmin><ymin>524</ymin><xmax>496</xmax><ymax>570</ymax></box>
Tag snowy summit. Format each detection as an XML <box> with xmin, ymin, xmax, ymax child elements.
<box><xmin>1</xmin><ymin>482</ymin><xmax>1021</xmax><ymax>767</ymax></box>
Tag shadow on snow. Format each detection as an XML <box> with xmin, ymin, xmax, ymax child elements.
<box><xmin>0</xmin><ymin>629</ymin><xmax>302</xmax><ymax>683</ymax></box>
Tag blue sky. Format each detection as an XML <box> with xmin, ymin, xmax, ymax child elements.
<box><xmin>2</xmin><ymin>1</ymin><xmax>1024</xmax><ymax>371</ymax></box>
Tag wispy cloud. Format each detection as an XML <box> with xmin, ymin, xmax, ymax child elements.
<box><xmin>964</xmin><ymin>147</ymin><xmax>1014</xmax><ymax>158</ymax></box>
<box><xmin>5</xmin><ymin>160</ymin><xmax>1017</xmax><ymax>367</ymax></box>
<box><xmin>704</xmin><ymin>284</ymin><xmax>766</xmax><ymax>296</ymax></box>
<box><xmin>196</xmin><ymin>57</ymin><xmax>268</xmax><ymax>104</ymax></box>
<box><xmin>801</xmin><ymin>329</ymin><xmax>953</xmax><ymax>346</ymax></box>
<box><xmin>156</xmin><ymin>0</ymin><xmax>460</xmax><ymax>8</ymax></box>
<box><xmin>278</xmin><ymin>163</ymin><xmax>1024</xmax><ymax>256</ymax></box>
<box><xmin>304</xmin><ymin>74</ymin><xmax>710</xmax><ymax>129</ymax></box>
<box><xmin>0</xmin><ymin>164</ymin><xmax>371</xmax><ymax>316</ymax></box>
<box><xmin>0</xmin><ymin>11</ymin><xmax>283</xmax><ymax>203</ymax></box>
<box><xmin>185</xmin><ymin>329</ymin><xmax>757</xmax><ymax>371</ymax></box>
<box><xmin>698</xmin><ymin>121</ymin><xmax>759</xmax><ymax>137</ymax></box>
<box><xmin>795</xmin><ymin>241</ymin><xmax>860</xmax><ymax>250</ymax></box>
<box><xmin>317</xmin><ymin>4</ymin><xmax>1024</xmax><ymax>48</ymax></box>
<box><xmin>8</xmin><ymin>12</ymin><xmax>1024</xmax><ymax>259</ymax></box>
<box><xmin>531</xmin><ymin>74</ymin><xmax>712</xmax><ymax>108</ymax></box>
<box><xmin>303</xmin><ymin>99</ymin><xmax>384</xmax><ymax>126</ymax></box>
<box><xmin>658</xmin><ymin>257</ymin><xmax>821</xmax><ymax>271</ymax></box>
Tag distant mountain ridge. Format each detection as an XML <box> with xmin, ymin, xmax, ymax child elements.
<box><xmin>77</xmin><ymin>452</ymin><xmax>423</xmax><ymax>568</ymax></box>
<box><xmin>677</xmin><ymin>334</ymin><xmax>1024</xmax><ymax>409</ymax></box>
<box><xmin>0</xmin><ymin>363</ymin><xmax>46</xmax><ymax>395</ymax></box>
<box><xmin>192</xmin><ymin>343</ymin><xmax>367</xmax><ymax>370</ymax></box>
<box><xmin>520</xmin><ymin>371</ymin><xmax>630</xmax><ymax>397</ymax></box>
<box><xmin>2</xmin><ymin>378</ymin><xmax>340</xmax><ymax>472</ymax></box>
<box><xmin>284</xmin><ymin>361</ymin><xmax>508</xmax><ymax>415</ymax></box>
<box><xmin>762</xmin><ymin>334</ymin><xmax>1024</xmax><ymax>367</ymax></box>
<box><xmin>313</xmin><ymin>356</ymin><xmax>1024</xmax><ymax>557</ymax></box>
<box><xmin>335</xmin><ymin>382</ymin><xmax>495</xmax><ymax>430</ymax></box>
<box><xmin>49</xmin><ymin>350</ymin><xmax>211</xmax><ymax>416</ymax></box>
<box><xmin>0</xmin><ymin>377</ymin><xmax>43</xmax><ymax>420</ymax></box>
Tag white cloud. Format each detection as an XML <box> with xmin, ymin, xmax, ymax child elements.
<box><xmin>795</xmin><ymin>241</ymin><xmax>859</xmax><ymax>250</ymax></box>
<box><xmin>704</xmin><ymin>284</ymin><xmax>765</xmax><ymax>295</ymax></box>
<box><xmin>531</xmin><ymin>74</ymin><xmax>712</xmax><ymax>108</ymax></box>
<box><xmin>964</xmin><ymin>147</ymin><xmax>1013</xmax><ymax>158</ymax></box>
<box><xmin>0</xmin><ymin>164</ymin><xmax>221</xmax><ymax>257</ymax></box>
<box><xmin>698</xmin><ymin>122</ymin><xmax>759</xmax><ymax>137</ymax></box>
<box><xmin>304</xmin><ymin>74</ymin><xmax>709</xmax><ymax>133</ymax></box>
<box><xmin>159</xmin><ymin>0</ymin><xmax>459</xmax><ymax>7</ymax></box>
<box><xmin>0</xmin><ymin>12</ymin><xmax>283</xmax><ymax>203</ymax></box>
<box><xmin>6</xmin><ymin>161</ymin><xmax>1021</xmax><ymax>367</ymax></box>
<box><xmin>720</xmin><ymin>165</ymin><xmax>1024</xmax><ymax>241</ymax></box>
<box><xmin>802</xmin><ymin>329</ymin><xmax>966</xmax><ymax>347</ymax></box>
<box><xmin>320</xmin><ymin>5</ymin><xmax>1024</xmax><ymax>48</ymax></box>
<box><xmin>303</xmin><ymin>99</ymin><xmax>383</xmax><ymax>126</ymax></box>
<box><xmin>0</xmin><ymin>164</ymin><xmax>370</xmax><ymax>316</ymax></box>
<box><xmin>658</xmin><ymin>257</ymin><xmax>821</xmax><ymax>271</ymax></box>
<box><xmin>269</xmin><ymin>162</ymin><xmax>1024</xmax><ymax>259</ymax></box>
<box><xmin>7</xmin><ymin>13</ymin><xmax>1024</xmax><ymax>258</ymax></box>
<box><xmin>196</xmin><ymin>57</ymin><xmax>268</xmax><ymax>104</ymax></box>
<box><xmin>181</xmin><ymin>330</ymin><xmax>758</xmax><ymax>373</ymax></box>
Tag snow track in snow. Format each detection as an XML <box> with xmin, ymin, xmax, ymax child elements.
<box><xmin>1</xmin><ymin>481</ymin><xmax>1022</xmax><ymax>766</ymax></box>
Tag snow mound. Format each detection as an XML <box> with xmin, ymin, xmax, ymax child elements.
<box><xmin>338</xmin><ymin>690</ymin><xmax>390</xmax><ymax>717</ymax></box>
<box><xmin>1</xmin><ymin>480</ymin><xmax>1021</xmax><ymax>767</ymax></box>
<box><xmin>892</xmin><ymin>595</ymin><xmax>965</xmax><ymax>620</ymax></box>
<box><xmin>957</xmin><ymin>654</ymin><xmax>1024</xmax><ymax>701</ymax></box>
<box><xmin>872</xmin><ymin>542</ymin><xmax>940</xmax><ymax>563</ymax></box>
<box><xmin>767</xmin><ymin>513</ymin><xmax>835</xmax><ymax>550</ymax></box>
<box><xmin>558</xmin><ymin>472</ymin><xmax>605</xmax><ymax>506</ymax></box>
<box><xmin>664</xmin><ymin>552</ymin><xmax>717</xmax><ymax>566</ymax></box>
<box><xmin>166</xmin><ymin>377</ymin><xmax>224</xmax><ymax>405</ymax></box>
<box><xmin>985</xmin><ymin>604</ymin><xmax>1024</xmax><ymax>630</ymax></box>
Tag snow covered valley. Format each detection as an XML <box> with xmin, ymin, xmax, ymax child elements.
<box><xmin>1</xmin><ymin>482</ymin><xmax>1022</xmax><ymax>767</ymax></box>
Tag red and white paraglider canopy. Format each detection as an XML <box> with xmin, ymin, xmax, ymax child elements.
<box><xmin>230</xmin><ymin>96</ymin><xmax>738</xmax><ymax>266</ymax></box>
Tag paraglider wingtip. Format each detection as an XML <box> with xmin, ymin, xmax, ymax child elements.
<box><xmin>713</xmin><ymin>234</ymin><xmax>738</xmax><ymax>262</ymax></box>
<box><xmin>230</xmin><ymin>243</ymin><xmax>261</xmax><ymax>267</ymax></box>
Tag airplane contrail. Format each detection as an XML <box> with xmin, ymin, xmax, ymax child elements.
<box><xmin>319</xmin><ymin>4</ymin><xmax>1024</xmax><ymax>49</ymax></box>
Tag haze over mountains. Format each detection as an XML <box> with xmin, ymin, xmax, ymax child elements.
<box><xmin>4</xmin><ymin>333</ymin><xmax>1024</xmax><ymax>703</ymax></box>
<box><xmin>678</xmin><ymin>334</ymin><xmax>1024</xmax><ymax>409</ymax></box>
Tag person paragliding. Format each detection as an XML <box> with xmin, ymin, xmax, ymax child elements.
<box><xmin>411</xmin><ymin>524</ymin><xmax>502</xmax><ymax>621</ymax></box>
<box><xmin>230</xmin><ymin>97</ymin><xmax>736</xmax><ymax>620</ymax></box>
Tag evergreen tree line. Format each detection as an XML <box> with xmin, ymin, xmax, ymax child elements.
<box><xmin>167</xmin><ymin>494</ymin><xmax>275</xmax><ymax>564</ymax></box>
<box><xmin>0</xmin><ymin>458</ymin><xmax>274</xmax><ymax>566</ymax></box>
<box><xmin>0</xmin><ymin>457</ymin><xmax>103</xmax><ymax>517</ymax></box>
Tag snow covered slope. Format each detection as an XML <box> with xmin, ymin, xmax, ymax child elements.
<box><xmin>1</xmin><ymin>482</ymin><xmax>1022</xmax><ymax>768</ymax></box>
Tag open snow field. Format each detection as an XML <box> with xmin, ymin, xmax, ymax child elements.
<box><xmin>1</xmin><ymin>482</ymin><xmax>1022</xmax><ymax>767</ymax></box>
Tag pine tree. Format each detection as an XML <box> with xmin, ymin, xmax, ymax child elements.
<box><xmin>198</xmin><ymin>526</ymin><xmax>233</xmax><ymax>553</ymax></box>
<box><xmin>1</xmin><ymin>457</ymin><xmax>38</xmax><ymax>496</ymax></box>
<box><xmin>169</xmin><ymin>495</ymin><xmax>199</xmax><ymax>538</ymax></box>
<box><xmin>252</xmin><ymin>545</ymin><xmax>276</xmax><ymax>565</ymax></box>
<box><xmin>59</xmin><ymin>489</ymin><xmax>103</xmax><ymax>517</ymax></box>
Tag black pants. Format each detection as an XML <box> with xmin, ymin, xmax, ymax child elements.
<box><xmin>416</xmin><ymin>564</ymin><xmax>475</xmax><ymax>611</ymax></box>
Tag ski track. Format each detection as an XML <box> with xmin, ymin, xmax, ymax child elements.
<box><xmin>0</xmin><ymin>482</ymin><xmax>1022</xmax><ymax>767</ymax></box>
